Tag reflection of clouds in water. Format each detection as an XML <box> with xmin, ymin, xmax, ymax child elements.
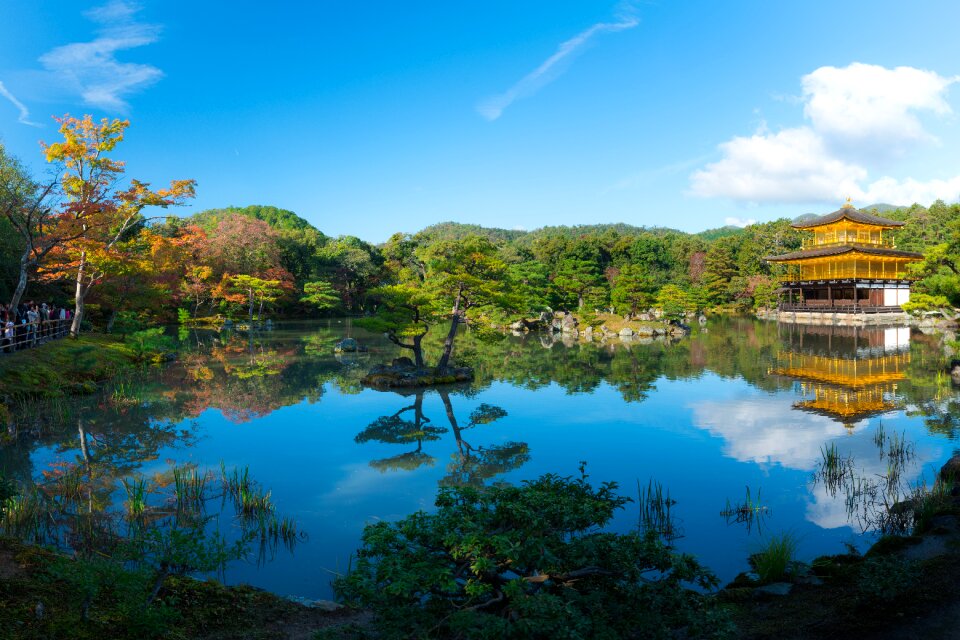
<box><xmin>690</xmin><ymin>395</ymin><xmax>867</xmax><ymax>470</ymax></box>
<box><xmin>691</xmin><ymin>394</ymin><xmax>943</xmax><ymax>532</ymax></box>
<box><xmin>319</xmin><ymin>462</ymin><xmax>433</xmax><ymax>509</ymax></box>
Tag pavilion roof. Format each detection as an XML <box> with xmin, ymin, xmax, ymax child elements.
<box><xmin>792</xmin><ymin>203</ymin><xmax>904</xmax><ymax>229</ymax></box>
<box><xmin>764</xmin><ymin>245</ymin><xmax>923</xmax><ymax>263</ymax></box>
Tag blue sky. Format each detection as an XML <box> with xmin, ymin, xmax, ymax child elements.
<box><xmin>1</xmin><ymin>1</ymin><xmax>959</xmax><ymax>242</ymax></box>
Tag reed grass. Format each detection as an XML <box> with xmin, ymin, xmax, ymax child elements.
<box><xmin>173</xmin><ymin>465</ymin><xmax>209</xmax><ymax>513</ymax></box>
<box><xmin>752</xmin><ymin>532</ymin><xmax>798</xmax><ymax>583</ymax></box>
<box><xmin>122</xmin><ymin>476</ymin><xmax>148</xmax><ymax>518</ymax></box>
<box><xmin>638</xmin><ymin>478</ymin><xmax>679</xmax><ymax>541</ymax></box>
<box><xmin>721</xmin><ymin>486</ymin><xmax>770</xmax><ymax>533</ymax></box>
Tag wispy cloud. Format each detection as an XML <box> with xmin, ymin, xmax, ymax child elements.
<box><xmin>0</xmin><ymin>80</ymin><xmax>40</xmax><ymax>127</ymax></box>
<box><xmin>39</xmin><ymin>0</ymin><xmax>162</xmax><ymax>112</ymax></box>
<box><xmin>724</xmin><ymin>216</ymin><xmax>757</xmax><ymax>227</ymax></box>
<box><xmin>477</xmin><ymin>7</ymin><xmax>639</xmax><ymax>121</ymax></box>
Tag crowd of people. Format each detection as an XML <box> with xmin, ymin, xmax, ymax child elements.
<box><xmin>0</xmin><ymin>301</ymin><xmax>72</xmax><ymax>353</ymax></box>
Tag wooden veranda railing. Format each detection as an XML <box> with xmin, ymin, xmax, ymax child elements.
<box><xmin>1</xmin><ymin>318</ymin><xmax>71</xmax><ymax>353</ymax></box>
<box><xmin>779</xmin><ymin>303</ymin><xmax>904</xmax><ymax>314</ymax></box>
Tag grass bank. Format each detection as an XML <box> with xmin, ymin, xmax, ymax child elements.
<box><xmin>0</xmin><ymin>537</ymin><xmax>360</xmax><ymax>640</ymax></box>
<box><xmin>0</xmin><ymin>334</ymin><xmax>141</xmax><ymax>399</ymax></box>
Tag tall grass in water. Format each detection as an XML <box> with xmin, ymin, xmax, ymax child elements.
<box><xmin>638</xmin><ymin>478</ymin><xmax>679</xmax><ymax>541</ymax></box>
<box><xmin>751</xmin><ymin>532</ymin><xmax>799</xmax><ymax>583</ymax></box>
<box><xmin>721</xmin><ymin>486</ymin><xmax>770</xmax><ymax>534</ymax></box>
<box><xmin>1</xmin><ymin>488</ymin><xmax>49</xmax><ymax>542</ymax></box>
<box><xmin>219</xmin><ymin>462</ymin><xmax>302</xmax><ymax>561</ymax></box>
<box><xmin>122</xmin><ymin>476</ymin><xmax>148</xmax><ymax>518</ymax></box>
<box><xmin>817</xmin><ymin>443</ymin><xmax>854</xmax><ymax>497</ymax></box>
<box><xmin>222</xmin><ymin>464</ymin><xmax>272</xmax><ymax>516</ymax></box>
<box><xmin>173</xmin><ymin>465</ymin><xmax>209</xmax><ymax>513</ymax></box>
<box><xmin>872</xmin><ymin>422</ymin><xmax>886</xmax><ymax>450</ymax></box>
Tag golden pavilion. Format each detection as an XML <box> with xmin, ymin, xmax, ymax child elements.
<box><xmin>770</xmin><ymin>324</ymin><xmax>909</xmax><ymax>428</ymax></box>
<box><xmin>765</xmin><ymin>200</ymin><xmax>922</xmax><ymax>312</ymax></box>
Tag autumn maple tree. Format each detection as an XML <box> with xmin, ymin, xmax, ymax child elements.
<box><xmin>41</xmin><ymin>115</ymin><xmax>195</xmax><ymax>336</ymax></box>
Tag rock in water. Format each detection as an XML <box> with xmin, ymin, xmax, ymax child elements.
<box><xmin>334</xmin><ymin>338</ymin><xmax>358</xmax><ymax>352</ymax></box>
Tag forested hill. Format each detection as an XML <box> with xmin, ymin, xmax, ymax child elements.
<box><xmin>414</xmin><ymin>221</ymin><xmax>719</xmax><ymax>243</ymax></box>
<box><xmin>189</xmin><ymin>205</ymin><xmax>321</xmax><ymax>233</ymax></box>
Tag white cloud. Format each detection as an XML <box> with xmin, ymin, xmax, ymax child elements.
<box><xmin>724</xmin><ymin>216</ymin><xmax>757</xmax><ymax>227</ymax></box>
<box><xmin>691</xmin><ymin>63</ymin><xmax>960</xmax><ymax>207</ymax></box>
<box><xmin>0</xmin><ymin>80</ymin><xmax>40</xmax><ymax>127</ymax></box>
<box><xmin>802</xmin><ymin>63</ymin><xmax>957</xmax><ymax>149</ymax></box>
<box><xmin>690</xmin><ymin>126</ymin><xmax>866</xmax><ymax>202</ymax></box>
<box><xmin>478</xmin><ymin>10</ymin><xmax>638</xmax><ymax>121</ymax></box>
<box><xmin>39</xmin><ymin>0</ymin><xmax>162</xmax><ymax>111</ymax></box>
<box><xmin>860</xmin><ymin>174</ymin><xmax>960</xmax><ymax>205</ymax></box>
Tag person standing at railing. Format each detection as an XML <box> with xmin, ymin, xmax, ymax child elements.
<box><xmin>26</xmin><ymin>305</ymin><xmax>38</xmax><ymax>346</ymax></box>
<box><xmin>40</xmin><ymin>303</ymin><xmax>49</xmax><ymax>340</ymax></box>
<box><xmin>2</xmin><ymin>320</ymin><xmax>12</xmax><ymax>353</ymax></box>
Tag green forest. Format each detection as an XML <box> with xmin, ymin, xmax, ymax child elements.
<box><xmin>2</xmin><ymin>117</ymin><xmax>960</xmax><ymax>341</ymax></box>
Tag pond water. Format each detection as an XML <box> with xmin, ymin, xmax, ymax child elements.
<box><xmin>4</xmin><ymin>318</ymin><xmax>959</xmax><ymax>599</ymax></box>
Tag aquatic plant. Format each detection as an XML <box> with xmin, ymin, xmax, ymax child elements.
<box><xmin>1</xmin><ymin>487</ymin><xmax>49</xmax><ymax>542</ymax></box>
<box><xmin>816</xmin><ymin>443</ymin><xmax>854</xmax><ymax>496</ymax></box>
<box><xmin>172</xmin><ymin>464</ymin><xmax>208</xmax><ymax>513</ymax></box>
<box><xmin>721</xmin><ymin>486</ymin><xmax>770</xmax><ymax>534</ymax></box>
<box><xmin>122</xmin><ymin>476</ymin><xmax>148</xmax><ymax>518</ymax></box>
<box><xmin>638</xmin><ymin>478</ymin><xmax>680</xmax><ymax>541</ymax></box>
<box><xmin>751</xmin><ymin>532</ymin><xmax>798</xmax><ymax>583</ymax></box>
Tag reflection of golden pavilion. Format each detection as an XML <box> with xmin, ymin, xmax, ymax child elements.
<box><xmin>770</xmin><ymin>325</ymin><xmax>910</xmax><ymax>428</ymax></box>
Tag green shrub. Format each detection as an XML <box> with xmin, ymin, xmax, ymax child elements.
<box><xmin>126</xmin><ymin>328</ymin><xmax>175</xmax><ymax>362</ymax></box>
<box><xmin>334</xmin><ymin>472</ymin><xmax>733</xmax><ymax>639</ymax></box>
<box><xmin>750</xmin><ymin>532</ymin><xmax>798</xmax><ymax>583</ymax></box>
<box><xmin>902</xmin><ymin>293</ymin><xmax>952</xmax><ymax>315</ymax></box>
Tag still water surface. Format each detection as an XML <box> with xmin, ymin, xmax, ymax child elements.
<box><xmin>6</xmin><ymin>318</ymin><xmax>959</xmax><ymax>599</ymax></box>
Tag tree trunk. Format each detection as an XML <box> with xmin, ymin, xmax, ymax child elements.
<box><xmin>9</xmin><ymin>249</ymin><xmax>29</xmax><ymax>309</ymax></box>
<box><xmin>439</xmin><ymin>390</ymin><xmax>465</xmax><ymax>456</ymax></box>
<box><xmin>71</xmin><ymin>254</ymin><xmax>87</xmax><ymax>338</ymax></box>
<box><xmin>435</xmin><ymin>287</ymin><xmax>463</xmax><ymax>372</ymax></box>
<box><xmin>257</xmin><ymin>295</ymin><xmax>264</xmax><ymax>322</ymax></box>
<box><xmin>106</xmin><ymin>308</ymin><xmax>118</xmax><ymax>333</ymax></box>
<box><xmin>248</xmin><ymin>288</ymin><xmax>254</xmax><ymax>324</ymax></box>
<box><xmin>412</xmin><ymin>334</ymin><xmax>424</xmax><ymax>368</ymax></box>
<box><xmin>577</xmin><ymin>292</ymin><xmax>584</xmax><ymax>309</ymax></box>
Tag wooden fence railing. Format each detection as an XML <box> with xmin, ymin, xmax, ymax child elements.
<box><xmin>1</xmin><ymin>318</ymin><xmax>71</xmax><ymax>353</ymax></box>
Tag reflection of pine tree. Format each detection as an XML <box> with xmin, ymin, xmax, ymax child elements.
<box><xmin>354</xmin><ymin>391</ymin><xmax>530</xmax><ymax>486</ymax></box>
<box><xmin>438</xmin><ymin>390</ymin><xmax>529</xmax><ymax>488</ymax></box>
<box><xmin>355</xmin><ymin>392</ymin><xmax>446</xmax><ymax>472</ymax></box>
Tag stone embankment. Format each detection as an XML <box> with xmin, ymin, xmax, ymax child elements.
<box><xmin>757</xmin><ymin>307</ymin><xmax>959</xmax><ymax>330</ymax></box>
<box><xmin>508</xmin><ymin>311</ymin><xmax>694</xmax><ymax>344</ymax></box>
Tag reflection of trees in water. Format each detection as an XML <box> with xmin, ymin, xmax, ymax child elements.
<box><xmin>354</xmin><ymin>389</ymin><xmax>530</xmax><ymax>487</ymax></box>
<box><xmin>355</xmin><ymin>391</ymin><xmax>445</xmax><ymax>472</ymax></box>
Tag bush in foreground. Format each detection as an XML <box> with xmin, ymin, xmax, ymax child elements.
<box><xmin>333</xmin><ymin>471</ymin><xmax>733</xmax><ymax>639</ymax></box>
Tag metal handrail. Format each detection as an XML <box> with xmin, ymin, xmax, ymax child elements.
<box><xmin>1</xmin><ymin>318</ymin><xmax>71</xmax><ymax>353</ymax></box>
